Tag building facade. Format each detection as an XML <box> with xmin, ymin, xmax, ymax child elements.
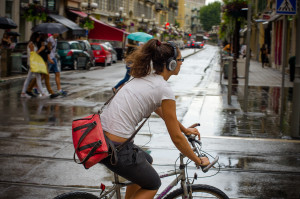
<box><xmin>247</xmin><ymin>0</ymin><xmax>297</xmax><ymax>72</ymax></box>
<box><xmin>0</xmin><ymin>0</ymin><xmax>182</xmax><ymax>43</ymax></box>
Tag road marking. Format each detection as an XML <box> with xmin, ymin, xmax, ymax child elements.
<box><xmin>201</xmin><ymin>135</ymin><xmax>300</xmax><ymax>143</ymax></box>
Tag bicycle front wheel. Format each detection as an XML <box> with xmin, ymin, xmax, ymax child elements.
<box><xmin>164</xmin><ymin>184</ymin><xmax>229</xmax><ymax>199</ymax></box>
<box><xmin>53</xmin><ymin>192</ymin><xmax>99</xmax><ymax>199</ymax></box>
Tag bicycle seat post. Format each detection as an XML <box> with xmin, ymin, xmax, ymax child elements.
<box><xmin>114</xmin><ymin>173</ymin><xmax>122</xmax><ymax>198</ymax></box>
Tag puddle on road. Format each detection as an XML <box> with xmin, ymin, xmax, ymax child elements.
<box><xmin>0</xmin><ymin>82</ymin><xmax>112</xmax><ymax>126</ymax></box>
<box><xmin>221</xmin><ymin>86</ymin><xmax>293</xmax><ymax>138</ymax></box>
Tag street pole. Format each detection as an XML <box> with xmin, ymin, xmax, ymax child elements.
<box><xmin>291</xmin><ymin>2</ymin><xmax>300</xmax><ymax>138</ymax></box>
<box><xmin>232</xmin><ymin>17</ymin><xmax>240</xmax><ymax>84</ymax></box>
<box><xmin>243</xmin><ymin>3</ymin><xmax>252</xmax><ymax>113</ymax></box>
<box><xmin>280</xmin><ymin>16</ymin><xmax>288</xmax><ymax>131</ymax></box>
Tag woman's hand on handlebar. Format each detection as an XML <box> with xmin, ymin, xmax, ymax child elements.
<box><xmin>184</xmin><ymin>126</ymin><xmax>201</xmax><ymax>140</ymax></box>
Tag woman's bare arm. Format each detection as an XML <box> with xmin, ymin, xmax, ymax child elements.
<box><xmin>155</xmin><ymin>106</ymin><xmax>200</xmax><ymax>139</ymax></box>
<box><xmin>160</xmin><ymin>100</ymin><xmax>202</xmax><ymax>165</ymax></box>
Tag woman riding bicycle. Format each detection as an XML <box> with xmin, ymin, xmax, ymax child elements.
<box><xmin>100</xmin><ymin>39</ymin><xmax>209</xmax><ymax>199</ymax></box>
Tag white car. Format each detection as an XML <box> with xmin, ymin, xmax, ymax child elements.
<box><xmin>102</xmin><ymin>43</ymin><xmax>118</xmax><ymax>63</ymax></box>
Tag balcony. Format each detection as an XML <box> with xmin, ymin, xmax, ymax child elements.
<box><xmin>162</xmin><ymin>6</ymin><xmax>169</xmax><ymax>13</ymax></box>
<box><xmin>169</xmin><ymin>2</ymin><xmax>178</xmax><ymax>9</ymax></box>
<box><xmin>155</xmin><ymin>3</ymin><xmax>163</xmax><ymax>11</ymax></box>
<box><xmin>144</xmin><ymin>0</ymin><xmax>155</xmax><ymax>5</ymax></box>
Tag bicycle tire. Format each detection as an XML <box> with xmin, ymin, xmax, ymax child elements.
<box><xmin>164</xmin><ymin>184</ymin><xmax>229</xmax><ymax>199</ymax></box>
<box><xmin>53</xmin><ymin>192</ymin><xmax>99</xmax><ymax>199</ymax></box>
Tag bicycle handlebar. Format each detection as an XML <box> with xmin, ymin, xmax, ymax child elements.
<box><xmin>185</xmin><ymin>123</ymin><xmax>219</xmax><ymax>173</ymax></box>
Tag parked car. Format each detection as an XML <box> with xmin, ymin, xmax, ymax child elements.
<box><xmin>78</xmin><ymin>40</ymin><xmax>95</xmax><ymax>66</ymax></box>
<box><xmin>175</xmin><ymin>40</ymin><xmax>185</xmax><ymax>50</ymax></box>
<box><xmin>57</xmin><ymin>41</ymin><xmax>93</xmax><ymax>70</ymax></box>
<box><xmin>102</xmin><ymin>43</ymin><xmax>117</xmax><ymax>63</ymax></box>
<box><xmin>195</xmin><ymin>42</ymin><xmax>203</xmax><ymax>49</ymax></box>
<box><xmin>90</xmin><ymin>43</ymin><xmax>112</xmax><ymax>66</ymax></box>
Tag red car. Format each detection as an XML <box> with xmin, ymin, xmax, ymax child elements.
<box><xmin>90</xmin><ymin>43</ymin><xmax>112</xmax><ymax>66</ymax></box>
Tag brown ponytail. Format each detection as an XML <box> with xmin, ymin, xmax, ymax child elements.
<box><xmin>126</xmin><ymin>39</ymin><xmax>178</xmax><ymax>78</ymax></box>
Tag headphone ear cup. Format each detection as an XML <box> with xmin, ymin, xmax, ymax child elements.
<box><xmin>168</xmin><ymin>59</ymin><xmax>177</xmax><ymax>71</ymax></box>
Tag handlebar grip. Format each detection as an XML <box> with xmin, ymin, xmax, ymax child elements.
<box><xmin>189</xmin><ymin>123</ymin><xmax>200</xmax><ymax>128</ymax></box>
<box><xmin>201</xmin><ymin>156</ymin><xmax>219</xmax><ymax>173</ymax></box>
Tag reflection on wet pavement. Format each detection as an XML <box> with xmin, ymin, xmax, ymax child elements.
<box><xmin>221</xmin><ymin>86</ymin><xmax>293</xmax><ymax>138</ymax></box>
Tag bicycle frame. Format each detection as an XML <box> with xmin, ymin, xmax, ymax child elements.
<box><xmin>99</xmin><ymin>153</ymin><xmax>190</xmax><ymax>199</ymax></box>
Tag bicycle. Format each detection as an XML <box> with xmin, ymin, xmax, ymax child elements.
<box><xmin>54</xmin><ymin>123</ymin><xmax>229</xmax><ymax>199</ymax></box>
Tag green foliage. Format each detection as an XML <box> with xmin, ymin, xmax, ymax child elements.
<box><xmin>23</xmin><ymin>3</ymin><xmax>48</xmax><ymax>22</ymax></box>
<box><xmin>80</xmin><ymin>17</ymin><xmax>94</xmax><ymax>30</ymax></box>
<box><xmin>199</xmin><ymin>1</ymin><xmax>221</xmax><ymax>32</ymax></box>
<box><xmin>219</xmin><ymin>0</ymin><xmax>248</xmax><ymax>40</ymax></box>
<box><xmin>175</xmin><ymin>20</ymin><xmax>180</xmax><ymax>28</ymax></box>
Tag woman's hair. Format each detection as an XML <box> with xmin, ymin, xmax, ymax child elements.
<box><xmin>126</xmin><ymin>39</ymin><xmax>178</xmax><ymax>78</ymax></box>
<box><xmin>29</xmin><ymin>32</ymin><xmax>40</xmax><ymax>44</ymax></box>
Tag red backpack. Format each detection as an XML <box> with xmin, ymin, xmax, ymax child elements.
<box><xmin>72</xmin><ymin>80</ymin><xmax>148</xmax><ymax>169</ymax></box>
<box><xmin>72</xmin><ymin>113</ymin><xmax>112</xmax><ymax>169</ymax></box>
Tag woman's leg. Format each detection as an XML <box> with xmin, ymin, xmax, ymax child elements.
<box><xmin>34</xmin><ymin>73</ymin><xmax>45</xmax><ymax>95</ymax></box>
<box><xmin>101</xmin><ymin>143</ymin><xmax>161</xmax><ymax>199</ymax></box>
<box><xmin>113</xmin><ymin>68</ymin><xmax>131</xmax><ymax>90</ymax></box>
<box><xmin>125</xmin><ymin>184</ymin><xmax>141</xmax><ymax>199</ymax></box>
<box><xmin>131</xmin><ymin>189</ymin><xmax>157</xmax><ymax>199</ymax></box>
<box><xmin>44</xmin><ymin>73</ymin><xmax>54</xmax><ymax>94</ymax></box>
<box><xmin>21</xmin><ymin>70</ymin><xmax>33</xmax><ymax>94</ymax></box>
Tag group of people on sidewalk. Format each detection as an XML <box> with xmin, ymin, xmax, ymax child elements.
<box><xmin>20</xmin><ymin>32</ymin><xmax>67</xmax><ymax>99</ymax></box>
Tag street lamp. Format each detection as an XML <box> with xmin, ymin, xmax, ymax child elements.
<box><xmin>115</xmin><ymin>7</ymin><xmax>127</xmax><ymax>29</ymax></box>
<box><xmin>149</xmin><ymin>18</ymin><xmax>158</xmax><ymax>35</ymax></box>
<box><xmin>80</xmin><ymin>1</ymin><xmax>98</xmax><ymax>33</ymax></box>
<box><xmin>81</xmin><ymin>0</ymin><xmax>98</xmax><ymax>17</ymax></box>
<box><xmin>138</xmin><ymin>14</ymin><xmax>148</xmax><ymax>32</ymax></box>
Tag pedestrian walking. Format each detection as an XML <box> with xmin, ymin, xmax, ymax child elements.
<box><xmin>112</xmin><ymin>40</ymin><xmax>138</xmax><ymax>93</ymax></box>
<box><xmin>260</xmin><ymin>44</ymin><xmax>268</xmax><ymax>68</ymax></box>
<box><xmin>100</xmin><ymin>39</ymin><xmax>209</xmax><ymax>199</ymax></box>
<box><xmin>1</xmin><ymin>32</ymin><xmax>11</xmax><ymax>49</ymax></box>
<box><xmin>223</xmin><ymin>43</ymin><xmax>231</xmax><ymax>55</ymax></box>
<box><xmin>47</xmin><ymin>33</ymin><xmax>67</xmax><ymax>96</ymax></box>
<box><xmin>20</xmin><ymin>32</ymin><xmax>47</xmax><ymax>98</ymax></box>
<box><xmin>26</xmin><ymin>33</ymin><xmax>59</xmax><ymax>99</ymax></box>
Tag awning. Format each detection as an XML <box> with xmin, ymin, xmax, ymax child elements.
<box><xmin>69</xmin><ymin>10</ymin><xmax>129</xmax><ymax>42</ymax></box>
<box><xmin>49</xmin><ymin>14</ymin><xmax>86</xmax><ymax>36</ymax></box>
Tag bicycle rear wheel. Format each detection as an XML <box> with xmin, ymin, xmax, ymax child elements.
<box><xmin>53</xmin><ymin>192</ymin><xmax>99</xmax><ymax>199</ymax></box>
<box><xmin>164</xmin><ymin>184</ymin><xmax>229</xmax><ymax>199</ymax></box>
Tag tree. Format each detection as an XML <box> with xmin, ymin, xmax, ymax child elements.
<box><xmin>199</xmin><ymin>2</ymin><xmax>221</xmax><ymax>32</ymax></box>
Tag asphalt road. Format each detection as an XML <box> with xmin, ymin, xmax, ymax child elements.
<box><xmin>0</xmin><ymin>46</ymin><xmax>300</xmax><ymax>199</ymax></box>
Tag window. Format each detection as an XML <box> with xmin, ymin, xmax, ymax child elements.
<box><xmin>5</xmin><ymin>0</ymin><xmax>13</xmax><ymax>18</ymax></box>
<box><xmin>58</xmin><ymin>42</ymin><xmax>70</xmax><ymax>50</ymax></box>
<box><xmin>45</xmin><ymin>0</ymin><xmax>56</xmax><ymax>12</ymax></box>
<box><xmin>91</xmin><ymin>45</ymin><xmax>102</xmax><ymax>50</ymax></box>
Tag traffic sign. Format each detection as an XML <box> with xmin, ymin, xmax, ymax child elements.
<box><xmin>276</xmin><ymin>0</ymin><xmax>297</xmax><ymax>15</ymax></box>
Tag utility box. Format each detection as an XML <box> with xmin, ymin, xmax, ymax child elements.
<box><xmin>11</xmin><ymin>53</ymin><xmax>22</xmax><ymax>73</ymax></box>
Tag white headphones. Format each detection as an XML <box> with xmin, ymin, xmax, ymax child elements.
<box><xmin>166</xmin><ymin>42</ymin><xmax>177</xmax><ymax>71</ymax></box>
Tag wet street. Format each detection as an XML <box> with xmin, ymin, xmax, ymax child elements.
<box><xmin>1</xmin><ymin>46</ymin><xmax>300</xmax><ymax>199</ymax></box>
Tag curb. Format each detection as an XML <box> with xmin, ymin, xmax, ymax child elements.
<box><xmin>0</xmin><ymin>49</ymin><xmax>202</xmax><ymax>85</ymax></box>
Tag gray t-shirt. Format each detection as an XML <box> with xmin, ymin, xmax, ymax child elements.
<box><xmin>101</xmin><ymin>74</ymin><xmax>175</xmax><ymax>138</ymax></box>
<box><xmin>47</xmin><ymin>36</ymin><xmax>57</xmax><ymax>59</ymax></box>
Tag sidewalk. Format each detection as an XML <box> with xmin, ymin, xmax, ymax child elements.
<box><xmin>220</xmin><ymin>57</ymin><xmax>294</xmax><ymax>138</ymax></box>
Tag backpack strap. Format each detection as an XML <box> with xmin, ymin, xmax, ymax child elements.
<box><xmin>116</xmin><ymin>115</ymin><xmax>150</xmax><ymax>152</ymax></box>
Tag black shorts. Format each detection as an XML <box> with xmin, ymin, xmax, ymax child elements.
<box><xmin>101</xmin><ymin>142</ymin><xmax>161</xmax><ymax>190</ymax></box>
